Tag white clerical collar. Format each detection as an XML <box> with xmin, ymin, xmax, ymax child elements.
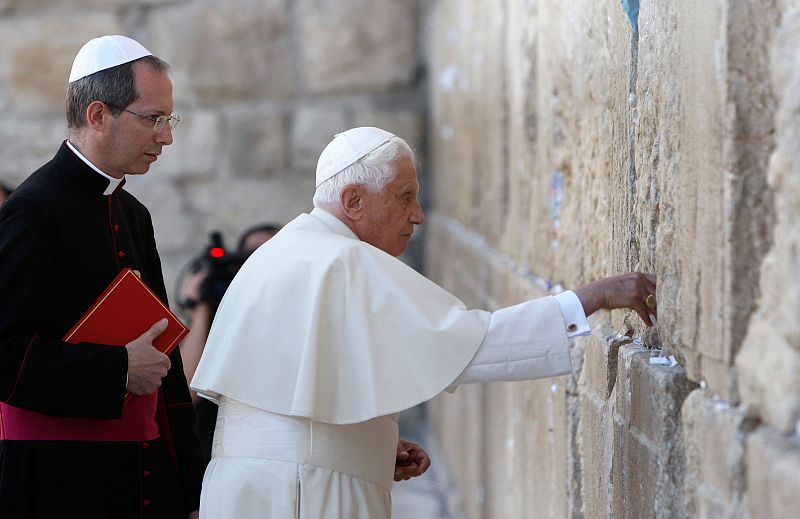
<box><xmin>65</xmin><ymin>140</ymin><xmax>124</xmax><ymax>195</ymax></box>
<box><xmin>309</xmin><ymin>207</ymin><xmax>360</xmax><ymax>241</ymax></box>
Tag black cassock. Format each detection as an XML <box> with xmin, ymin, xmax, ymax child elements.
<box><xmin>0</xmin><ymin>142</ymin><xmax>203</xmax><ymax>518</ymax></box>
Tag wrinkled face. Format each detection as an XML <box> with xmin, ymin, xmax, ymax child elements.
<box><xmin>357</xmin><ymin>155</ymin><xmax>425</xmax><ymax>256</ymax></box>
<box><xmin>102</xmin><ymin>62</ymin><xmax>174</xmax><ymax>177</ymax></box>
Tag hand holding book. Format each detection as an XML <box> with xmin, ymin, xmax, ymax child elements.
<box><xmin>125</xmin><ymin>318</ymin><xmax>172</xmax><ymax>395</ymax></box>
<box><xmin>63</xmin><ymin>268</ymin><xmax>189</xmax><ymax>398</ymax></box>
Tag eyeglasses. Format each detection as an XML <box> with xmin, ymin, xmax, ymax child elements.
<box><xmin>106</xmin><ymin>103</ymin><xmax>180</xmax><ymax>132</ymax></box>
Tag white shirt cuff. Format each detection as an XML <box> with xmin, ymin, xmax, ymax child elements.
<box><xmin>553</xmin><ymin>290</ymin><xmax>591</xmax><ymax>338</ymax></box>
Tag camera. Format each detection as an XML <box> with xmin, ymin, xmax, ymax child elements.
<box><xmin>178</xmin><ymin>231</ymin><xmax>249</xmax><ymax>315</ymax></box>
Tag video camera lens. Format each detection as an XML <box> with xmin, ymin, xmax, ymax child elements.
<box><xmin>178</xmin><ymin>231</ymin><xmax>249</xmax><ymax>315</ymax></box>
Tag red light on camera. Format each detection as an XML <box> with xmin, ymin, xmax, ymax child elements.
<box><xmin>210</xmin><ymin>247</ymin><xmax>225</xmax><ymax>258</ymax></box>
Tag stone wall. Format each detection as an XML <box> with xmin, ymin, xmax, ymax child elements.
<box><xmin>0</xmin><ymin>0</ymin><xmax>426</xmax><ymax>294</ymax></box>
<box><xmin>426</xmin><ymin>0</ymin><xmax>800</xmax><ymax>518</ymax></box>
<box><xmin>3</xmin><ymin>0</ymin><xmax>800</xmax><ymax>517</ymax></box>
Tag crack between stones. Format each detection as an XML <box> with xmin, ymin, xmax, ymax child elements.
<box><xmin>627</xmin><ymin>30</ymin><xmax>641</xmax><ymax>270</ymax></box>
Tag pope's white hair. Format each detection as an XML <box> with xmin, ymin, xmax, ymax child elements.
<box><xmin>313</xmin><ymin>136</ymin><xmax>415</xmax><ymax>208</ymax></box>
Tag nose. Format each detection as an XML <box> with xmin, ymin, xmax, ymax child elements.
<box><xmin>410</xmin><ymin>200</ymin><xmax>425</xmax><ymax>225</ymax></box>
<box><xmin>155</xmin><ymin>124</ymin><xmax>173</xmax><ymax>146</ymax></box>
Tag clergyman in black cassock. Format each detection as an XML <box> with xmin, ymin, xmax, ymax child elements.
<box><xmin>0</xmin><ymin>35</ymin><xmax>202</xmax><ymax>519</ymax></box>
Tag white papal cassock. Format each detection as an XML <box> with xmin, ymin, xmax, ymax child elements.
<box><xmin>191</xmin><ymin>208</ymin><xmax>583</xmax><ymax>519</ymax></box>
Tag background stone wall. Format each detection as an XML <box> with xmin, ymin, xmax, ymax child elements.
<box><xmin>3</xmin><ymin>0</ymin><xmax>800</xmax><ymax>517</ymax></box>
<box><xmin>0</xmin><ymin>0</ymin><xmax>426</xmax><ymax>296</ymax></box>
<box><xmin>426</xmin><ymin>0</ymin><xmax>800</xmax><ymax>517</ymax></box>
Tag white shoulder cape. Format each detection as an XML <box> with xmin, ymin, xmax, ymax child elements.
<box><xmin>191</xmin><ymin>209</ymin><xmax>491</xmax><ymax>424</ymax></box>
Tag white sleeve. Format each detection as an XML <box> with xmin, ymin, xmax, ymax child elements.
<box><xmin>553</xmin><ymin>290</ymin><xmax>591</xmax><ymax>337</ymax></box>
<box><xmin>450</xmin><ymin>296</ymin><xmax>578</xmax><ymax>387</ymax></box>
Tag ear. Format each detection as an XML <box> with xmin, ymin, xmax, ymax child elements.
<box><xmin>85</xmin><ymin>101</ymin><xmax>110</xmax><ymax>131</ymax></box>
<box><xmin>340</xmin><ymin>185</ymin><xmax>365</xmax><ymax>221</ymax></box>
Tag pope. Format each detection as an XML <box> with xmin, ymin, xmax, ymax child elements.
<box><xmin>191</xmin><ymin>127</ymin><xmax>657</xmax><ymax>518</ymax></box>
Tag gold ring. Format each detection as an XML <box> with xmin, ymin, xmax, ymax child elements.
<box><xmin>645</xmin><ymin>294</ymin><xmax>657</xmax><ymax>309</ymax></box>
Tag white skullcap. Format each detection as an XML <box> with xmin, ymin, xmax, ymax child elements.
<box><xmin>69</xmin><ymin>35</ymin><xmax>152</xmax><ymax>83</ymax></box>
<box><xmin>315</xmin><ymin>127</ymin><xmax>396</xmax><ymax>187</ymax></box>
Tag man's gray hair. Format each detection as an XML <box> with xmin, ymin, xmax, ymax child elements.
<box><xmin>313</xmin><ymin>136</ymin><xmax>415</xmax><ymax>208</ymax></box>
<box><xmin>66</xmin><ymin>55</ymin><xmax>169</xmax><ymax>129</ymax></box>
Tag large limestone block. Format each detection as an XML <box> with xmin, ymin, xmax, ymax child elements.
<box><xmin>423</xmin><ymin>213</ymin><xmax>484</xmax><ymax>307</ymax></box>
<box><xmin>635</xmin><ymin>0</ymin><xmax>680</xmax><ymax>348</ymax></box>
<box><xmin>736</xmin><ymin>3</ymin><xmax>800</xmax><ymax>433</ymax></box>
<box><xmin>153</xmin><ymin>108</ymin><xmax>221</xmax><ymax>179</ymax></box>
<box><xmin>0</xmin><ymin>12</ymin><xmax>122</xmax><ymax>110</ymax></box>
<box><xmin>616</xmin><ymin>424</ymin><xmax>658</xmax><ymax>519</ymax></box>
<box><xmin>580</xmin><ymin>329</ymin><xmax>630</xmax><ymax>400</ymax></box>
<box><xmin>600</xmin><ymin>2</ymin><xmax>642</xmax><ymax>277</ymax></box>
<box><xmin>526</xmin><ymin>379</ymin><xmax>569</xmax><ymax>519</ymax></box>
<box><xmin>485</xmin><ymin>379</ymin><xmax>568</xmax><ymax>519</ymax></box>
<box><xmin>578</xmin><ymin>380</ymin><xmax>613</xmax><ymax>519</ymax></box>
<box><xmin>221</xmin><ymin>106</ymin><xmax>287</xmax><ymax>179</ymax></box>
<box><xmin>628</xmin><ymin>350</ymin><xmax>694</xmax><ymax>448</ymax></box>
<box><xmin>501</xmin><ymin>0</ymin><xmax>538</xmax><ymax>268</ymax></box>
<box><xmin>564</xmin><ymin>389</ymin><xmax>583</xmax><ymax>519</ymax></box>
<box><xmin>298</xmin><ymin>0</ymin><xmax>417</xmax><ymax>95</ymax></box>
<box><xmin>543</xmin><ymin>0</ymin><xmax>632</xmax><ymax>287</ymax></box>
<box><xmin>183</xmin><ymin>177</ymin><xmax>312</xmax><ymax>237</ymax></box>
<box><xmin>675</xmin><ymin>0</ymin><xmax>727</xmax><ymax>381</ymax></box>
<box><xmin>123</xmin><ymin>178</ymin><xmax>199</xmax><ymax>297</ymax></box>
<box><xmin>127</xmin><ymin>172</ymin><xmax>310</xmax><ymax>279</ymax></box>
<box><xmin>430</xmin><ymin>385</ymin><xmax>487</xmax><ymax>519</ymax></box>
<box><xmin>610</xmin><ymin>347</ymin><xmax>649</xmax><ymax>517</ymax></box>
<box><xmin>626</xmin><ymin>352</ymin><xmax>692</xmax><ymax>518</ymax></box>
<box><xmin>125</xmin><ymin>177</ymin><xmax>198</xmax><ymax>252</ymax></box>
<box><xmin>746</xmin><ymin>427</ymin><xmax>800</xmax><ymax>518</ymax></box>
<box><xmin>152</xmin><ymin>0</ymin><xmax>295</xmax><ymax>103</ymax></box>
<box><xmin>351</xmin><ymin>109</ymin><xmax>423</xmax><ymax>157</ymax></box>
<box><xmin>427</xmin><ymin>0</ymin><xmax>461</xmax><ymax>223</ymax></box>
<box><xmin>579</xmin><ymin>343</ymin><xmax>691</xmax><ymax>519</ymax></box>
<box><xmin>462</xmin><ymin>1</ymin><xmax>508</xmax><ymax>251</ymax></box>
<box><xmin>428</xmin><ymin>0</ymin><xmax>506</xmax><ymax>242</ymax></box>
<box><xmin>682</xmin><ymin>389</ymin><xmax>749</xmax><ymax>518</ymax></box>
<box><xmin>290</xmin><ymin>104</ymin><xmax>348</xmax><ymax>176</ymax></box>
<box><xmin>0</xmin><ymin>118</ymin><xmax>67</xmax><ymax>181</ymax></box>
<box><xmin>674</xmin><ymin>0</ymin><xmax>777</xmax><ymax>398</ymax></box>
<box><xmin>429</xmin><ymin>1</ymin><xmax>467</xmax><ymax>224</ymax></box>
<box><xmin>7</xmin><ymin>0</ymin><xmax>169</xmax><ymax>10</ymax></box>
<box><xmin>482</xmin><ymin>383</ymin><xmax>514</xmax><ymax>518</ymax></box>
<box><xmin>423</xmin><ymin>215</ymin><xmax>456</xmax><ymax>294</ymax></box>
<box><xmin>527</xmin><ymin>0</ymin><xmax>592</xmax><ymax>283</ymax></box>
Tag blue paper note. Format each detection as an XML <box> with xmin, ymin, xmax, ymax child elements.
<box><xmin>620</xmin><ymin>0</ymin><xmax>639</xmax><ymax>33</ymax></box>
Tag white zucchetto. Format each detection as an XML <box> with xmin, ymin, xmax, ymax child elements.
<box><xmin>315</xmin><ymin>127</ymin><xmax>396</xmax><ymax>187</ymax></box>
<box><xmin>69</xmin><ymin>35</ymin><xmax>152</xmax><ymax>83</ymax></box>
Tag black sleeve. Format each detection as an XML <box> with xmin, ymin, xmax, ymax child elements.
<box><xmin>0</xmin><ymin>196</ymin><xmax>127</xmax><ymax>418</ymax></box>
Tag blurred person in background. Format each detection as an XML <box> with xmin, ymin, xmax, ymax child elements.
<box><xmin>180</xmin><ymin>223</ymin><xmax>282</xmax><ymax>463</ymax></box>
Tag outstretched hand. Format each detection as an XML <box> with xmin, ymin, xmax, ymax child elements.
<box><xmin>394</xmin><ymin>438</ymin><xmax>431</xmax><ymax>481</ymax></box>
<box><xmin>573</xmin><ymin>273</ymin><xmax>658</xmax><ymax>326</ymax></box>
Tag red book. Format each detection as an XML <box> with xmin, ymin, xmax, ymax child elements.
<box><xmin>0</xmin><ymin>268</ymin><xmax>184</xmax><ymax>439</ymax></box>
<box><xmin>63</xmin><ymin>268</ymin><xmax>188</xmax><ymax>353</ymax></box>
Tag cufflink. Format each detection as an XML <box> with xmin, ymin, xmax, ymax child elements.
<box><xmin>567</xmin><ymin>324</ymin><xmax>578</xmax><ymax>333</ymax></box>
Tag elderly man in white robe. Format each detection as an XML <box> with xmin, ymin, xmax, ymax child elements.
<box><xmin>191</xmin><ymin>127</ymin><xmax>657</xmax><ymax>518</ymax></box>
